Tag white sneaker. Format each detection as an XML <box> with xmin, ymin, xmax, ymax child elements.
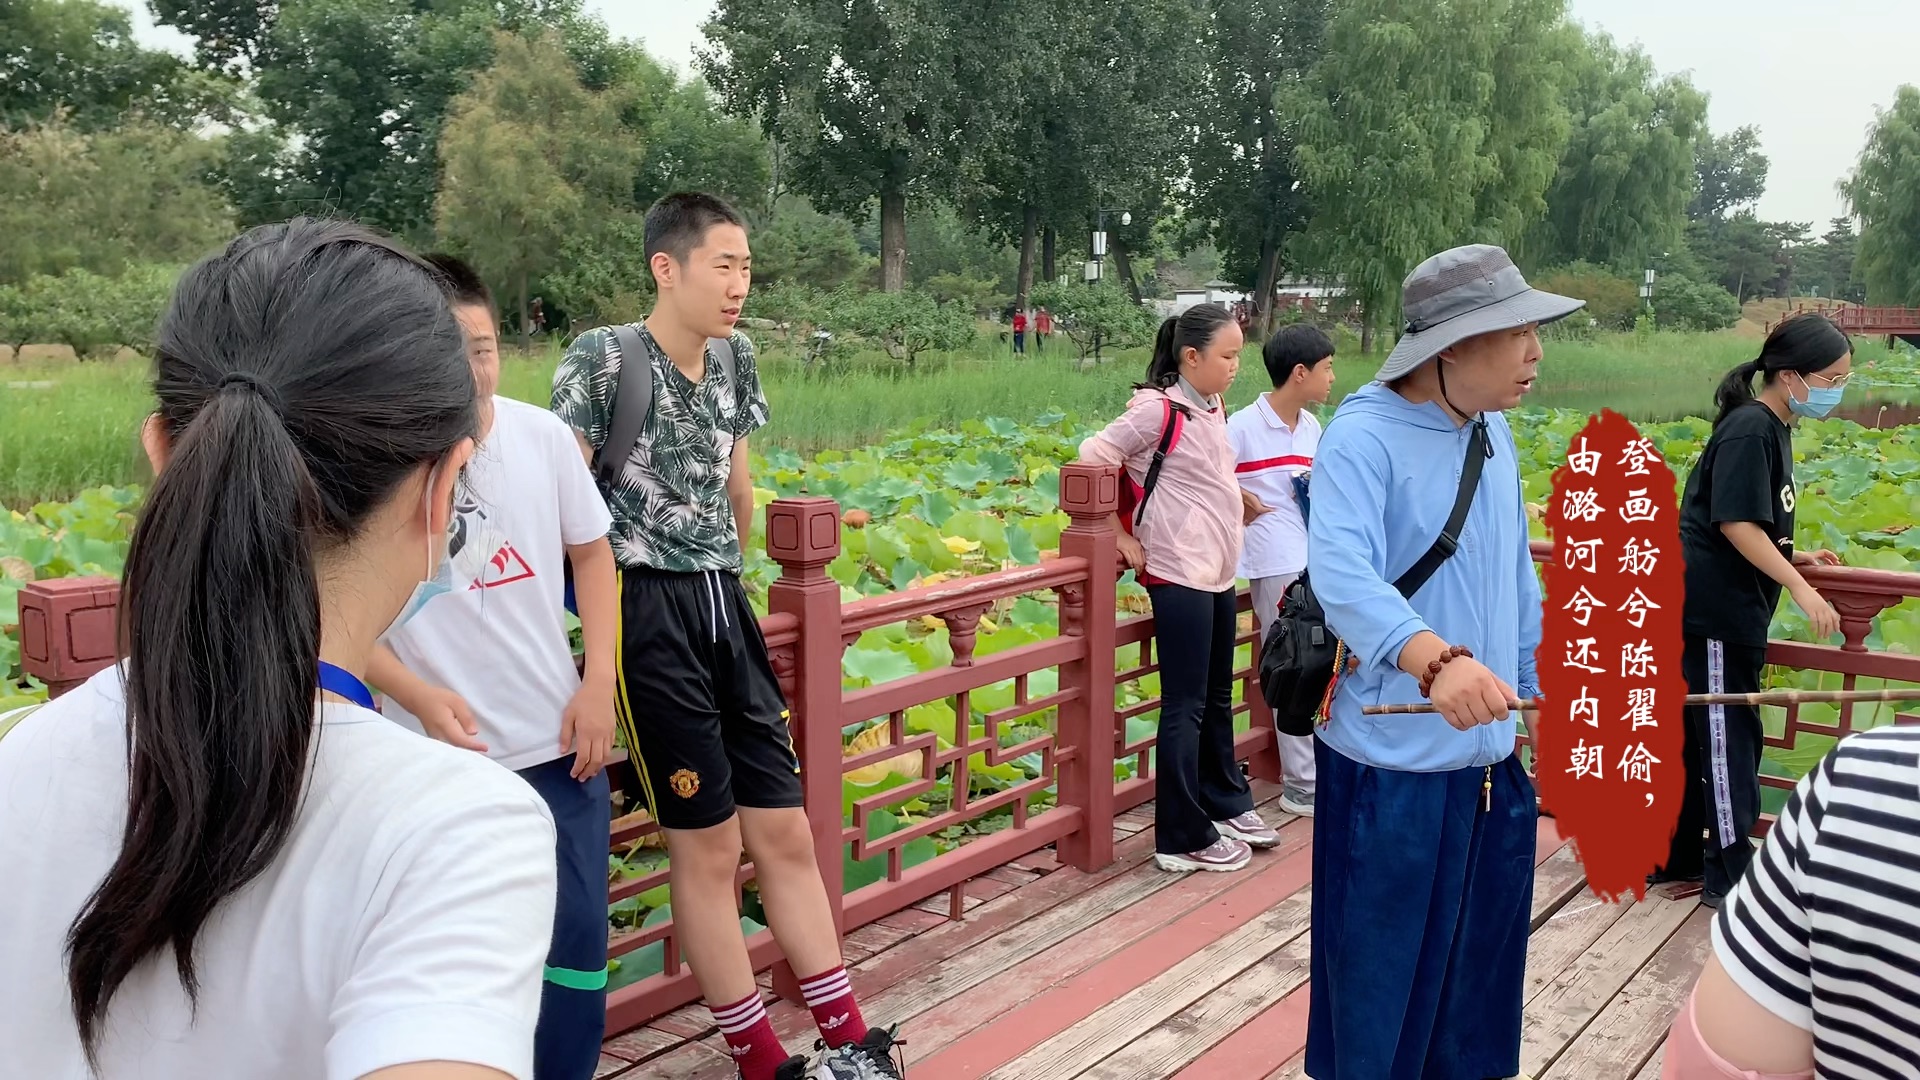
<box><xmin>1154</xmin><ymin>835</ymin><xmax>1253</xmax><ymax>873</ymax></box>
<box><xmin>1214</xmin><ymin>810</ymin><xmax>1282</xmax><ymax>848</ymax></box>
<box><xmin>1279</xmin><ymin>788</ymin><xmax>1315</xmax><ymax>817</ymax></box>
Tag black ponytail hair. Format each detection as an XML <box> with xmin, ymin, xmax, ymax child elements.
<box><xmin>1139</xmin><ymin>302</ymin><xmax>1237</xmax><ymax>390</ymax></box>
<box><xmin>1712</xmin><ymin>314</ymin><xmax>1851</xmax><ymax>429</ymax></box>
<box><xmin>66</xmin><ymin>218</ymin><xmax>478</xmax><ymax>1062</ymax></box>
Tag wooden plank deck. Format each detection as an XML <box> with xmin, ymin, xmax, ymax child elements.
<box><xmin>595</xmin><ymin>781</ymin><xmax>1707</xmax><ymax>1079</ymax></box>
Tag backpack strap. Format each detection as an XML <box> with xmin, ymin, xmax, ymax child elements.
<box><xmin>1390</xmin><ymin>417</ymin><xmax>1489</xmax><ymax>598</ymax></box>
<box><xmin>594</xmin><ymin>323</ymin><xmax>654</xmax><ymax>490</ymax></box>
<box><xmin>591</xmin><ymin>328</ymin><xmax>739</xmax><ymax>490</ymax></box>
<box><xmin>708</xmin><ymin>332</ymin><xmax>738</xmax><ymax>396</ymax></box>
<box><xmin>1133</xmin><ymin>395</ymin><xmax>1189</xmax><ymax>527</ymax></box>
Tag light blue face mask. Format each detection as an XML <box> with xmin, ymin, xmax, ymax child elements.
<box><xmin>382</xmin><ymin>464</ymin><xmax>456</xmax><ymax>640</ymax></box>
<box><xmin>1787</xmin><ymin>373</ymin><xmax>1846</xmax><ymax>419</ymax></box>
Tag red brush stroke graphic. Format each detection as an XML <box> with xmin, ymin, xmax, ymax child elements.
<box><xmin>1536</xmin><ymin>409</ymin><xmax>1688</xmax><ymax>903</ymax></box>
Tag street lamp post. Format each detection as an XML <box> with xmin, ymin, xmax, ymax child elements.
<box><xmin>1641</xmin><ymin>251</ymin><xmax>1670</xmax><ymax>316</ymax></box>
<box><xmin>1090</xmin><ymin>207</ymin><xmax>1131</xmax><ymax>364</ymax></box>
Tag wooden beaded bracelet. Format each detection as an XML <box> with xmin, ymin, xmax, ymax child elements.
<box><xmin>1419</xmin><ymin>645</ymin><xmax>1475</xmax><ymax>699</ymax></box>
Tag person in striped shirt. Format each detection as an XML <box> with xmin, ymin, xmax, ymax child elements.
<box><xmin>1661</xmin><ymin>725</ymin><xmax>1920</xmax><ymax>1079</ymax></box>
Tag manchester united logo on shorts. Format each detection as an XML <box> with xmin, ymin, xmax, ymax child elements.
<box><xmin>669</xmin><ymin>769</ymin><xmax>700</xmax><ymax>798</ymax></box>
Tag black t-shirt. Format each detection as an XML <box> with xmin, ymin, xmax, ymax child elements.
<box><xmin>1680</xmin><ymin>401</ymin><xmax>1796</xmax><ymax>646</ymax></box>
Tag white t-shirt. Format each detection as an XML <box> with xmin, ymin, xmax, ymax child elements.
<box><xmin>380</xmin><ymin>396</ymin><xmax>614</xmax><ymax>771</ymax></box>
<box><xmin>1226</xmin><ymin>394</ymin><xmax>1321</xmax><ymax>579</ymax></box>
<box><xmin>0</xmin><ymin>666</ymin><xmax>559</xmax><ymax>1080</ymax></box>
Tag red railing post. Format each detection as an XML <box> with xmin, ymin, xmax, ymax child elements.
<box><xmin>18</xmin><ymin>577</ymin><xmax>120</xmax><ymax>698</ymax></box>
<box><xmin>764</xmin><ymin>496</ymin><xmax>845</xmax><ymax>1004</ymax></box>
<box><xmin>1053</xmin><ymin>463</ymin><xmax>1119</xmax><ymax>872</ymax></box>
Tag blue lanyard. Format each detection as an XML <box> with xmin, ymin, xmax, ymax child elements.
<box><xmin>317</xmin><ymin>661</ymin><xmax>376</xmax><ymax>710</ymax></box>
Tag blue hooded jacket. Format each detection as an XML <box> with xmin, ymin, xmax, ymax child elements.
<box><xmin>1306</xmin><ymin>382</ymin><xmax>1543</xmax><ymax>773</ymax></box>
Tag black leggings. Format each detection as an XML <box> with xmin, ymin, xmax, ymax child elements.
<box><xmin>1146</xmin><ymin>582</ymin><xmax>1255</xmax><ymax>854</ymax></box>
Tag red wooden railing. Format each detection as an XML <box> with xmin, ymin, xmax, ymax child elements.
<box><xmin>16</xmin><ymin>465</ymin><xmax>1917</xmax><ymax>1039</ymax></box>
<box><xmin>1768</xmin><ymin>302</ymin><xmax>1920</xmax><ymax>336</ymax></box>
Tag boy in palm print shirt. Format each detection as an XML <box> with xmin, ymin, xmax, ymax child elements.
<box><xmin>551</xmin><ymin>192</ymin><xmax>903</xmax><ymax>1080</ymax></box>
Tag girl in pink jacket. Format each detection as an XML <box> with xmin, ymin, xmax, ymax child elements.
<box><xmin>1078</xmin><ymin>304</ymin><xmax>1282</xmax><ymax>873</ymax></box>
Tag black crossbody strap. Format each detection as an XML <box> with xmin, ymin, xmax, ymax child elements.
<box><xmin>1390</xmin><ymin>418</ymin><xmax>1489</xmax><ymax>598</ymax></box>
<box><xmin>1134</xmin><ymin>397</ymin><xmax>1189</xmax><ymax>526</ymax></box>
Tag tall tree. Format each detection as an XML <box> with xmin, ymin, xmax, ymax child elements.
<box><xmin>1805</xmin><ymin>217</ymin><xmax>1862</xmax><ymax>302</ymax></box>
<box><xmin>1841</xmin><ymin>85</ymin><xmax>1920</xmax><ymax>307</ymax></box>
<box><xmin>1688</xmin><ymin>125</ymin><xmax>1769</xmax><ymax>222</ymax></box>
<box><xmin>0</xmin><ymin>117</ymin><xmax>232</xmax><ymax>286</ymax></box>
<box><xmin>1531</xmin><ymin>28</ymin><xmax>1705</xmax><ymax>270</ymax></box>
<box><xmin>1189</xmin><ymin>0</ymin><xmax>1327</xmax><ymax>334</ymax></box>
<box><xmin>1045</xmin><ymin>0</ymin><xmax>1205</xmax><ymax>306</ymax></box>
<box><xmin>1685</xmin><ymin>210</ymin><xmax>1778</xmax><ymax>303</ymax></box>
<box><xmin>608</xmin><ymin>48</ymin><xmax>770</xmax><ymax>218</ymax></box>
<box><xmin>435</xmin><ymin>29</ymin><xmax>641</xmax><ymax>344</ymax></box>
<box><xmin>1289</xmin><ymin>0</ymin><xmax>1572</xmax><ymax>351</ymax></box>
<box><xmin>184</xmin><ymin>0</ymin><xmax>616</xmax><ymax>240</ymax></box>
<box><xmin>963</xmin><ymin>0</ymin><xmax>1074</xmax><ymax>314</ymax></box>
<box><xmin>699</xmin><ymin>0</ymin><xmax>976</xmax><ymax>291</ymax></box>
<box><xmin>1</xmin><ymin>0</ymin><xmax>219</xmax><ymax>131</ymax></box>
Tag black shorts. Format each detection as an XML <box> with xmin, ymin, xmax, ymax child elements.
<box><xmin>614</xmin><ymin>566</ymin><xmax>802</xmax><ymax>831</ymax></box>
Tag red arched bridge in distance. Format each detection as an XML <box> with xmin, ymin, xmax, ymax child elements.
<box><xmin>18</xmin><ymin>464</ymin><xmax>1920</xmax><ymax>1079</ymax></box>
<box><xmin>1768</xmin><ymin>302</ymin><xmax>1920</xmax><ymax>349</ymax></box>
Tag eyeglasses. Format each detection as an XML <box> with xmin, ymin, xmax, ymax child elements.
<box><xmin>1808</xmin><ymin>371</ymin><xmax>1853</xmax><ymax>388</ymax></box>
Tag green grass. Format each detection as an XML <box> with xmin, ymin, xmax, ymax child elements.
<box><xmin>4</xmin><ymin>331</ymin><xmax>1912</xmax><ymax>507</ymax></box>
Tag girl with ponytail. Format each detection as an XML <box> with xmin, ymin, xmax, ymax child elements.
<box><xmin>0</xmin><ymin>219</ymin><xmax>559</xmax><ymax>1080</ymax></box>
<box><xmin>1654</xmin><ymin>313</ymin><xmax>1853</xmax><ymax>908</ymax></box>
<box><xmin>1079</xmin><ymin>303</ymin><xmax>1284</xmax><ymax>874</ymax></box>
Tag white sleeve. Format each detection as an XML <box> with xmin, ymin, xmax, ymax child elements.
<box><xmin>324</xmin><ymin>790</ymin><xmax>559</xmax><ymax>1080</ymax></box>
<box><xmin>552</xmin><ymin>419</ymin><xmax>614</xmax><ymax>547</ymax></box>
<box><xmin>1227</xmin><ymin>415</ymin><xmax>1250</xmax><ymax>465</ymax></box>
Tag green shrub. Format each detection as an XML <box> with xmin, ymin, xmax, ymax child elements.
<box><xmin>835</xmin><ymin>288</ymin><xmax>975</xmax><ymax>365</ymax></box>
<box><xmin>0</xmin><ymin>264</ymin><xmax>179</xmax><ymax>356</ymax></box>
<box><xmin>1653</xmin><ymin>274</ymin><xmax>1741</xmax><ymax>332</ymax></box>
<box><xmin>1030</xmin><ymin>281</ymin><xmax>1157</xmax><ymax>361</ymax></box>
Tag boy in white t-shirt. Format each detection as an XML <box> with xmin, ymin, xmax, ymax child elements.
<box><xmin>1228</xmin><ymin>323</ymin><xmax>1337</xmax><ymax>816</ymax></box>
<box><xmin>370</xmin><ymin>255</ymin><xmax>621</xmax><ymax>1080</ymax></box>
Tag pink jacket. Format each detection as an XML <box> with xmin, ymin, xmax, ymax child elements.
<box><xmin>1080</xmin><ymin>386</ymin><xmax>1244</xmax><ymax>593</ymax></box>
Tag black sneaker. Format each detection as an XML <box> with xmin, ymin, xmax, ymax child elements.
<box><xmin>814</xmin><ymin>1025</ymin><xmax>906</xmax><ymax>1079</ymax></box>
<box><xmin>1700</xmin><ymin>888</ymin><xmax>1726</xmax><ymax>910</ymax></box>
<box><xmin>771</xmin><ymin>1054</ymin><xmax>813</xmax><ymax>1080</ymax></box>
<box><xmin>1646</xmin><ymin>869</ymin><xmax>1703</xmax><ymax>887</ymax></box>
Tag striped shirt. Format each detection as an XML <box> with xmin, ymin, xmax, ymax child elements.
<box><xmin>1712</xmin><ymin>725</ymin><xmax>1920</xmax><ymax>1077</ymax></box>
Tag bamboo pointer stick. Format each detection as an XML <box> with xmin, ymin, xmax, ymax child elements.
<box><xmin>1360</xmin><ymin>687</ymin><xmax>1920</xmax><ymax>716</ymax></box>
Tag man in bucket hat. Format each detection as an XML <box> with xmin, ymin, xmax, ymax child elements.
<box><xmin>1302</xmin><ymin>244</ymin><xmax>1584</xmax><ymax>1080</ymax></box>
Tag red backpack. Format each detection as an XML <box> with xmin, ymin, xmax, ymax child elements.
<box><xmin>1116</xmin><ymin>395</ymin><xmax>1191</xmax><ymax>537</ymax></box>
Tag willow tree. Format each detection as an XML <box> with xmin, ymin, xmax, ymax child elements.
<box><xmin>1842</xmin><ymin>85</ymin><xmax>1920</xmax><ymax>307</ymax></box>
<box><xmin>1289</xmin><ymin>0</ymin><xmax>1571</xmax><ymax>352</ymax></box>
<box><xmin>1531</xmin><ymin>29</ymin><xmax>1706</xmax><ymax>270</ymax></box>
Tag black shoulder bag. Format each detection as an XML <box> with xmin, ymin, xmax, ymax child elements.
<box><xmin>1258</xmin><ymin>418</ymin><xmax>1490</xmax><ymax>736</ymax></box>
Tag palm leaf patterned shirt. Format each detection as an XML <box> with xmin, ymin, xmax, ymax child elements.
<box><xmin>550</xmin><ymin>322</ymin><xmax>768</xmax><ymax>574</ymax></box>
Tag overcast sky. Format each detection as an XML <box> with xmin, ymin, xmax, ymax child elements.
<box><xmin>127</xmin><ymin>0</ymin><xmax>1917</xmax><ymax>226</ymax></box>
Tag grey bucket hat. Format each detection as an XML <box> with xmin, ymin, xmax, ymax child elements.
<box><xmin>1374</xmin><ymin>244</ymin><xmax>1587</xmax><ymax>383</ymax></box>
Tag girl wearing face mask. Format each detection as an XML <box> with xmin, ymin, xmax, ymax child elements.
<box><xmin>0</xmin><ymin>220</ymin><xmax>559</xmax><ymax>1080</ymax></box>
<box><xmin>1078</xmin><ymin>303</ymin><xmax>1284</xmax><ymax>874</ymax></box>
<box><xmin>1652</xmin><ymin>314</ymin><xmax>1852</xmax><ymax>909</ymax></box>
